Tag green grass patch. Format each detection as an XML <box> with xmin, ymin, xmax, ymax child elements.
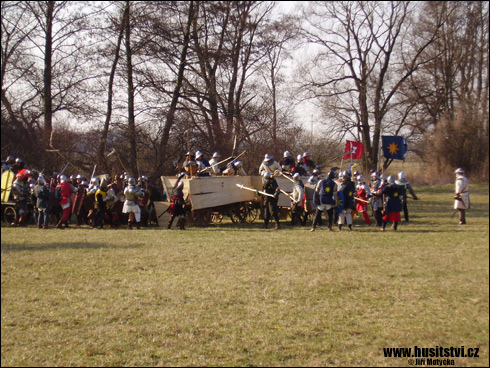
<box><xmin>1</xmin><ymin>184</ymin><xmax>489</xmax><ymax>366</ymax></box>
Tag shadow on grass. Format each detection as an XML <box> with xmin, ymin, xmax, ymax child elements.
<box><xmin>1</xmin><ymin>241</ymin><xmax>144</xmax><ymax>252</ymax></box>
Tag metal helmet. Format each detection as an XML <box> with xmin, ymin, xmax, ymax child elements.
<box><xmin>398</xmin><ymin>171</ymin><xmax>405</xmax><ymax>180</ymax></box>
<box><xmin>455</xmin><ymin>168</ymin><xmax>465</xmax><ymax>175</ymax></box>
<box><xmin>303</xmin><ymin>152</ymin><xmax>310</xmax><ymax>157</ymax></box>
<box><xmin>284</xmin><ymin>151</ymin><xmax>292</xmax><ymax>158</ymax></box>
<box><xmin>69</xmin><ymin>175</ymin><xmax>76</xmax><ymax>182</ymax></box>
<box><xmin>312</xmin><ymin>168</ymin><xmax>320</xmax><ymax>176</ymax></box>
<box><xmin>234</xmin><ymin>161</ymin><xmax>243</xmax><ymax>168</ymax></box>
<box><xmin>59</xmin><ymin>174</ymin><xmax>68</xmax><ymax>183</ymax></box>
<box><xmin>297</xmin><ymin>154</ymin><xmax>302</xmax><ymax>162</ymax></box>
<box><xmin>264</xmin><ymin>153</ymin><xmax>273</xmax><ymax>161</ymax></box>
<box><xmin>176</xmin><ymin>180</ymin><xmax>184</xmax><ymax>189</ymax></box>
<box><xmin>37</xmin><ymin>176</ymin><xmax>46</xmax><ymax>185</ymax></box>
<box><xmin>6</xmin><ymin>155</ymin><xmax>14</xmax><ymax>163</ymax></box>
<box><xmin>100</xmin><ymin>178</ymin><xmax>108</xmax><ymax>189</ymax></box>
<box><xmin>371</xmin><ymin>171</ymin><xmax>379</xmax><ymax>180</ymax></box>
<box><xmin>387</xmin><ymin>175</ymin><xmax>395</xmax><ymax>184</ymax></box>
<box><xmin>128</xmin><ymin>177</ymin><xmax>136</xmax><ymax>185</ymax></box>
<box><xmin>342</xmin><ymin>171</ymin><xmax>351</xmax><ymax>180</ymax></box>
<box><xmin>15</xmin><ymin>157</ymin><xmax>23</xmax><ymax>164</ymax></box>
<box><xmin>212</xmin><ymin>152</ymin><xmax>221</xmax><ymax>158</ymax></box>
<box><xmin>328</xmin><ymin>170</ymin><xmax>336</xmax><ymax>179</ymax></box>
<box><xmin>353</xmin><ymin>170</ymin><xmax>360</xmax><ymax>177</ymax></box>
<box><xmin>195</xmin><ymin>151</ymin><xmax>203</xmax><ymax>159</ymax></box>
<box><xmin>293</xmin><ymin>173</ymin><xmax>301</xmax><ymax>181</ymax></box>
<box><xmin>90</xmin><ymin>177</ymin><xmax>99</xmax><ymax>185</ymax></box>
<box><xmin>81</xmin><ymin>180</ymin><xmax>89</xmax><ymax>187</ymax></box>
<box><xmin>262</xmin><ymin>171</ymin><xmax>271</xmax><ymax>179</ymax></box>
<box><xmin>380</xmin><ymin>174</ymin><xmax>387</xmax><ymax>183</ymax></box>
<box><xmin>357</xmin><ymin>175</ymin><xmax>364</xmax><ymax>182</ymax></box>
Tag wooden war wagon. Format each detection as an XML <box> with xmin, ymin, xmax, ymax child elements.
<box><xmin>159</xmin><ymin>174</ymin><xmax>316</xmax><ymax>227</ymax></box>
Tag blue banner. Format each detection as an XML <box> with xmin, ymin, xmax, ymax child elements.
<box><xmin>382</xmin><ymin>136</ymin><xmax>407</xmax><ymax>161</ymax></box>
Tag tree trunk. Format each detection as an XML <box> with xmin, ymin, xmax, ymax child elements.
<box><xmin>96</xmin><ymin>4</ymin><xmax>128</xmax><ymax>171</ymax></box>
<box><xmin>125</xmin><ymin>1</ymin><xmax>137</xmax><ymax>177</ymax></box>
<box><xmin>43</xmin><ymin>1</ymin><xmax>54</xmax><ymax>166</ymax></box>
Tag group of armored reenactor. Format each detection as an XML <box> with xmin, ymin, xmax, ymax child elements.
<box><xmin>3</xmin><ymin>151</ymin><xmax>470</xmax><ymax>230</ymax></box>
<box><xmin>2</xmin><ymin>155</ymin><xmax>158</xmax><ymax>230</ymax></box>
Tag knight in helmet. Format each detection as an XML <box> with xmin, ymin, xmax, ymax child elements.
<box><xmin>370</xmin><ymin>171</ymin><xmax>384</xmax><ymax>227</ymax></box>
<box><xmin>454</xmin><ymin>168</ymin><xmax>470</xmax><ymax>225</ymax></box>
<box><xmin>10</xmin><ymin>169</ymin><xmax>32</xmax><ymax>226</ymax></box>
<box><xmin>11</xmin><ymin>157</ymin><xmax>26</xmax><ymax>175</ymax></box>
<box><xmin>310</xmin><ymin>170</ymin><xmax>338</xmax><ymax>232</ymax></box>
<box><xmin>259</xmin><ymin>154</ymin><xmax>281</xmax><ymax>178</ymax></box>
<box><xmin>381</xmin><ymin>175</ymin><xmax>403</xmax><ymax>231</ymax></box>
<box><xmin>195</xmin><ymin>151</ymin><xmax>211</xmax><ymax>177</ymax></box>
<box><xmin>279</xmin><ymin>151</ymin><xmax>296</xmax><ymax>175</ymax></box>
<box><xmin>261</xmin><ymin>171</ymin><xmax>281</xmax><ymax>230</ymax></box>
<box><xmin>123</xmin><ymin>177</ymin><xmax>145</xmax><ymax>229</ymax></box>
<box><xmin>93</xmin><ymin>178</ymin><xmax>112</xmax><ymax>229</ymax></box>
<box><xmin>2</xmin><ymin>155</ymin><xmax>15</xmax><ymax>172</ymax></box>
<box><xmin>32</xmin><ymin>176</ymin><xmax>51</xmax><ymax>229</ymax></box>
<box><xmin>290</xmin><ymin>173</ymin><xmax>305</xmax><ymax>226</ymax></box>
<box><xmin>355</xmin><ymin>175</ymin><xmax>372</xmax><ymax>225</ymax></box>
<box><xmin>395</xmin><ymin>171</ymin><xmax>419</xmax><ymax>222</ymax></box>
<box><xmin>222</xmin><ymin>160</ymin><xmax>247</xmax><ymax>176</ymax></box>
<box><xmin>337</xmin><ymin>171</ymin><xmax>356</xmax><ymax>231</ymax></box>
<box><xmin>302</xmin><ymin>152</ymin><xmax>315</xmax><ymax>176</ymax></box>
<box><xmin>183</xmin><ymin>152</ymin><xmax>198</xmax><ymax>177</ymax></box>
<box><xmin>168</xmin><ymin>173</ymin><xmax>188</xmax><ymax>230</ymax></box>
<box><xmin>208</xmin><ymin>152</ymin><xmax>222</xmax><ymax>175</ymax></box>
<box><xmin>55</xmin><ymin>174</ymin><xmax>78</xmax><ymax>228</ymax></box>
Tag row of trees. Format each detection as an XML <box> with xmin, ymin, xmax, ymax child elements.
<box><xmin>1</xmin><ymin>1</ymin><xmax>488</xmax><ymax>182</ymax></box>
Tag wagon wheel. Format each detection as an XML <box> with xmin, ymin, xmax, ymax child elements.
<box><xmin>4</xmin><ymin>205</ymin><xmax>17</xmax><ymax>225</ymax></box>
<box><xmin>211</xmin><ymin>212</ymin><xmax>223</xmax><ymax>223</ymax></box>
<box><xmin>244</xmin><ymin>202</ymin><xmax>259</xmax><ymax>223</ymax></box>
<box><xmin>229</xmin><ymin>203</ymin><xmax>247</xmax><ymax>223</ymax></box>
<box><xmin>192</xmin><ymin>209</ymin><xmax>212</xmax><ymax>227</ymax></box>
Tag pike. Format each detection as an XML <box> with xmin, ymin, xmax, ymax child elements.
<box><xmin>202</xmin><ymin>150</ymin><xmax>247</xmax><ymax>173</ymax></box>
<box><xmin>280</xmin><ymin>189</ymin><xmax>293</xmax><ymax>199</ymax></box>
<box><xmin>59</xmin><ymin>162</ymin><xmax>69</xmax><ymax>175</ymax></box>
<box><xmin>235</xmin><ymin>183</ymin><xmax>275</xmax><ymax>198</ymax></box>
<box><xmin>354</xmin><ymin>196</ymin><xmax>370</xmax><ymax>203</ymax></box>
<box><xmin>280</xmin><ymin>172</ymin><xmax>295</xmax><ymax>183</ymax></box>
<box><xmin>90</xmin><ymin>164</ymin><xmax>97</xmax><ymax>181</ymax></box>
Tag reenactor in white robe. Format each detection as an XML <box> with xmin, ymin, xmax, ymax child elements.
<box><xmin>454</xmin><ymin>168</ymin><xmax>470</xmax><ymax>225</ymax></box>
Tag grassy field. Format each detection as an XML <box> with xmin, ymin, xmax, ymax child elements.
<box><xmin>1</xmin><ymin>183</ymin><xmax>489</xmax><ymax>367</ymax></box>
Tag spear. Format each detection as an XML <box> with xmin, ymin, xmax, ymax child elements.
<box><xmin>202</xmin><ymin>150</ymin><xmax>247</xmax><ymax>173</ymax></box>
<box><xmin>280</xmin><ymin>189</ymin><xmax>294</xmax><ymax>200</ymax></box>
<box><xmin>280</xmin><ymin>172</ymin><xmax>295</xmax><ymax>183</ymax></box>
<box><xmin>235</xmin><ymin>184</ymin><xmax>275</xmax><ymax>198</ymax></box>
<box><xmin>354</xmin><ymin>196</ymin><xmax>370</xmax><ymax>203</ymax></box>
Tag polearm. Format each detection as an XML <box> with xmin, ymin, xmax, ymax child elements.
<box><xmin>59</xmin><ymin>162</ymin><xmax>69</xmax><ymax>175</ymax></box>
<box><xmin>90</xmin><ymin>164</ymin><xmax>97</xmax><ymax>181</ymax></box>
<box><xmin>354</xmin><ymin>196</ymin><xmax>370</xmax><ymax>203</ymax></box>
<box><xmin>235</xmin><ymin>183</ymin><xmax>275</xmax><ymax>198</ymax></box>
<box><xmin>280</xmin><ymin>189</ymin><xmax>294</xmax><ymax>200</ymax></box>
<box><xmin>280</xmin><ymin>172</ymin><xmax>295</xmax><ymax>183</ymax></box>
<box><xmin>202</xmin><ymin>150</ymin><xmax>247</xmax><ymax>173</ymax></box>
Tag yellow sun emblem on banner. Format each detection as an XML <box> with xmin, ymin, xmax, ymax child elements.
<box><xmin>388</xmin><ymin>143</ymin><xmax>399</xmax><ymax>155</ymax></box>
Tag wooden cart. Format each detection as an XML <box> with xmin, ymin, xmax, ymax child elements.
<box><xmin>159</xmin><ymin>175</ymin><xmax>316</xmax><ymax>227</ymax></box>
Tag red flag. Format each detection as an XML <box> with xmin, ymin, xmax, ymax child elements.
<box><xmin>343</xmin><ymin>140</ymin><xmax>363</xmax><ymax>159</ymax></box>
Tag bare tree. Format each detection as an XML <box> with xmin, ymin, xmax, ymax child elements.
<box><xmin>300</xmin><ymin>1</ymin><xmax>441</xmax><ymax>170</ymax></box>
